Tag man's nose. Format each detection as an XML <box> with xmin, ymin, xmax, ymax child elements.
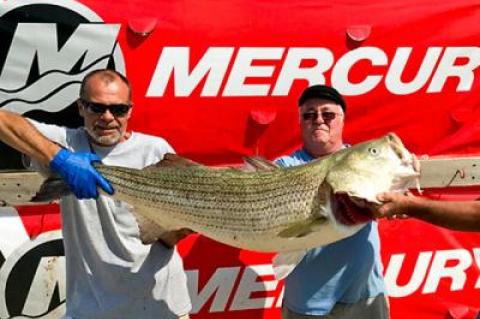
<box><xmin>313</xmin><ymin>112</ymin><xmax>325</xmax><ymax>124</ymax></box>
<box><xmin>100</xmin><ymin>109</ymin><xmax>115</xmax><ymax>121</ymax></box>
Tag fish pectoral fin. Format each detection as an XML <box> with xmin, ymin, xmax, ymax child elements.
<box><xmin>156</xmin><ymin>228</ymin><xmax>196</xmax><ymax>248</ymax></box>
<box><xmin>272</xmin><ymin>250</ymin><xmax>308</xmax><ymax>280</ymax></box>
<box><xmin>128</xmin><ymin>205</ymin><xmax>194</xmax><ymax>247</ymax></box>
<box><xmin>146</xmin><ymin>153</ymin><xmax>206</xmax><ymax>170</ymax></box>
<box><xmin>278</xmin><ymin>217</ymin><xmax>328</xmax><ymax>238</ymax></box>
<box><xmin>242</xmin><ymin>156</ymin><xmax>279</xmax><ymax>171</ymax></box>
<box><xmin>133</xmin><ymin>213</ymin><xmax>170</xmax><ymax>245</ymax></box>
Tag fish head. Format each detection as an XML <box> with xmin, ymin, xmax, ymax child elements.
<box><xmin>325</xmin><ymin>133</ymin><xmax>419</xmax><ymax>227</ymax></box>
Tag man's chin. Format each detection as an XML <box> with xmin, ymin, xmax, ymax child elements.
<box><xmin>89</xmin><ymin>132</ymin><xmax>121</xmax><ymax>146</ymax></box>
<box><xmin>311</xmin><ymin>131</ymin><xmax>330</xmax><ymax>142</ymax></box>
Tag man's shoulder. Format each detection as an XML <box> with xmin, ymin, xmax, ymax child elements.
<box><xmin>29</xmin><ymin>119</ymin><xmax>85</xmax><ymax>147</ymax></box>
<box><xmin>132</xmin><ymin>132</ymin><xmax>171</xmax><ymax>146</ymax></box>
<box><xmin>275</xmin><ymin>149</ymin><xmax>312</xmax><ymax>167</ymax></box>
<box><xmin>132</xmin><ymin>131</ymin><xmax>163</xmax><ymax>141</ymax></box>
<box><xmin>130</xmin><ymin>132</ymin><xmax>175</xmax><ymax>154</ymax></box>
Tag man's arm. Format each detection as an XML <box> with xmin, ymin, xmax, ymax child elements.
<box><xmin>376</xmin><ymin>192</ymin><xmax>480</xmax><ymax>232</ymax></box>
<box><xmin>0</xmin><ymin>109</ymin><xmax>113</xmax><ymax>199</ymax></box>
<box><xmin>0</xmin><ymin>109</ymin><xmax>60</xmax><ymax>165</ymax></box>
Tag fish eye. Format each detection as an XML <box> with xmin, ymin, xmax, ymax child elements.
<box><xmin>368</xmin><ymin>147</ymin><xmax>379</xmax><ymax>156</ymax></box>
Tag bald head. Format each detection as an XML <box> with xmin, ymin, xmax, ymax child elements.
<box><xmin>80</xmin><ymin>69</ymin><xmax>132</xmax><ymax>103</ymax></box>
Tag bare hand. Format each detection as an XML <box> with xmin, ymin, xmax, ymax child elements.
<box><xmin>375</xmin><ymin>191</ymin><xmax>414</xmax><ymax>219</ymax></box>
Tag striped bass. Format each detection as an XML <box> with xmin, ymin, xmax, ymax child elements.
<box><xmin>33</xmin><ymin>133</ymin><xmax>419</xmax><ymax>257</ymax></box>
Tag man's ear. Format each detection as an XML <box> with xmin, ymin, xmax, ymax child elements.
<box><xmin>126</xmin><ymin>106</ymin><xmax>133</xmax><ymax>120</ymax></box>
<box><xmin>77</xmin><ymin>99</ymin><xmax>85</xmax><ymax>118</ymax></box>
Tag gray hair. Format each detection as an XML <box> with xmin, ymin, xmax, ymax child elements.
<box><xmin>79</xmin><ymin>69</ymin><xmax>132</xmax><ymax>102</ymax></box>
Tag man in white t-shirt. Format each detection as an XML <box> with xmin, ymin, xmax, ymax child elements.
<box><xmin>0</xmin><ymin>69</ymin><xmax>191</xmax><ymax>319</ymax></box>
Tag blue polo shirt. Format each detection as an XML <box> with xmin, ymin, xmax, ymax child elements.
<box><xmin>276</xmin><ymin>149</ymin><xmax>386</xmax><ymax>315</ymax></box>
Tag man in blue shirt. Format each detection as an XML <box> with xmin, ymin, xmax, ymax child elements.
<box><xmin>276</xmin><ymin>85</ymin><xmax>389</xmax><ymax>319</ymax></box>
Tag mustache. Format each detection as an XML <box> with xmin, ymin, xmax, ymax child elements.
<box><xmin>93</xmin><ymin>124</ymin><xmax>120</xmax><ymax>130</ymax></box>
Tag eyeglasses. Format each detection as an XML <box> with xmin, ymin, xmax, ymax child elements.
<box><xmin>301</xmin><ymin>111</ymin><xmax>342</xmax><ymax>122</ymax></box>
<box><xmin>80</xmin><ymin>99</ymin><xmax>131</xmax><ymax>117</ymax></box>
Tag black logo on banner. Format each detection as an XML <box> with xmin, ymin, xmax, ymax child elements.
<box><xmin>0</xmin><ymin>0</ymin><xmax>125</xmax><ymax>169</ymax></box>
<box><xmin>0</xmin><ymin>230</ymin><xmax>65</xmax><ymax>319</ymax></box>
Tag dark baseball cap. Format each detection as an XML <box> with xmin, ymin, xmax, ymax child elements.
<box><xmin>298</xmin><ymin>85</ymin><xmax>346</xmax><ymax>112</ymax></box>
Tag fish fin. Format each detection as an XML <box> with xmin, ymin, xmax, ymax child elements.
<box><xmin>146</xmin><ymin>153</ymin><xmax>206</xmax><ymax>170</ymax></box>
<box><xmin>128</xmin><ymin>206</ymin><xmax>194</xmax><ymax>247</ymax></box>
<box><xmin>31</xmin><ymin>176</ymin><xmax>70</xmax><ymax>202</ymax></box>
<box><xmin>278</xmin><ymin>217</ymin><xmax>328</xmax><ymax>238</ymax></box>
<box><xmin>157</xmin><ymin>228</ymin><xmax>195</xmax><ymax>248</ymax></box>
<box><xmin>272</xmin><ymin>250</ymin><xmax>307</xmax><ymax>280</ymax></box>
<box><xmin>131</xmin><ymin>212</ymin><xmax>167</xmax><ymax>244</ymax></box>
<box><xmin>242</xmin><ymin>156</ymin><xmax>279</xmax><ymax>171</ymax></box>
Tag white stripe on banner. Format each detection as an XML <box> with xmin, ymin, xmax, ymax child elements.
<box><xmin>0</xmin><ymin>207</ymin><xmax>29</xmax><ymax>259</ymax></box>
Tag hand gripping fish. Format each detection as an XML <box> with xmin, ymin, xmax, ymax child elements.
<box><xmin>32</xmin><ymin>133</ymin><xmax>420</xmax><ymax>278</ymax></box>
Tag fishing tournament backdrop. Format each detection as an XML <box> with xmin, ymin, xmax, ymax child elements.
<box><xmin>1</xmin><ymin>0</ymin><xmax>480</xmax><ymax>318</ymax></box>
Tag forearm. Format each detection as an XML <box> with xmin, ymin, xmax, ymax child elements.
<box><xmin>406</xmin><ymin>197</ymin><xmax>480</xmax><ymax>232</ymax></box>
<box><xmin>0</xmin><ymin>110</ymin><xmax>60</xmax><ymax>165</ymax></box>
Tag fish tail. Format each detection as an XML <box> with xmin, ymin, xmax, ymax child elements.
<box><xmin>31</xmin><ymin>177</ymin><xmax>71</xmax><ymax>202</ymax></box>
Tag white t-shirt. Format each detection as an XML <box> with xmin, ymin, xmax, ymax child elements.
<box><xmin>29</xmin><ymin>120</ymin><xmax>192</xmax><ymax>319</ymax></box>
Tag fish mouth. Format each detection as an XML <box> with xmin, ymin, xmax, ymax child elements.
<box><xmin>332</xmin><ymin>192</ymin><xmax>376</xmax><ymax>226</ymax></box>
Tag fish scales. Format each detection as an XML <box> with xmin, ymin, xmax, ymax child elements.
<box><xmin>97</xmin><ymin>164</ymin><xmax>325</xmax><ymax>233</ymax></box>
<box><xmin>101</xmin><ymin>165</ymin><xmax>313</xmax><ymax>194</ymax></box>
<box><xmin>103</xmin><ymin>168</ymin><xmax>324</xmax><ymax>225</ymax></box>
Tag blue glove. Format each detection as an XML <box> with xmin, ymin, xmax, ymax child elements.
<box><xmin>49</xmin><ymin>149</ymin><xmax>114</xmax><ymax>199</ymax></box>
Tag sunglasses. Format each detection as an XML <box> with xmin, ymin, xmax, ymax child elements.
<box><xmin>301</xmin><ymin>111</ymin><xmax>342</xmax><ymax>122</ymax></box>
<box><xmin>80</xmin><ymin>99</ymin><xmax>131</xmax><ymax>117</ymax></box>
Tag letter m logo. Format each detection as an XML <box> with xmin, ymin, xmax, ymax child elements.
<box><xmin>0</xmin><ymin>23</ymin><xmax>121</xmax><ymax>113</ymax></box>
